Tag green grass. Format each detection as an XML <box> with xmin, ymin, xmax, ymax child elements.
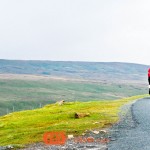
<box><xmin>0</xmin><ymin>94</ymin><xmax>147</xmax><ymax>147</ymax></box>
<box><xmin>0</xmin><ymin>77</ymin><xmax>147</xmax><ymax>116</ymax></box>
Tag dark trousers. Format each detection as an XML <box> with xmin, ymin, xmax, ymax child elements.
<box><xmin>148</xmin><ymin>77</ymin><xmax>150</xmax><ymax>94</ymax></box>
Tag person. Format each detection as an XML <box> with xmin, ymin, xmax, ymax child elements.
<box><xmin>148</xmin><ymin>68</ymin><xmax>150</xmax><ymax>94</ymax></box>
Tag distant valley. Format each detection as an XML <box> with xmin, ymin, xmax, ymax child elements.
<box><xmin>0</xmin><ymin>59</ymin><xmax>148</xmax><ymax>116</ymax></box>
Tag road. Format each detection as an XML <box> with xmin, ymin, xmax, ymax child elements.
<box><xmin>108</xmin><ymin>97</ymin><xmax>150</xmax><ymax>150</ymax></box>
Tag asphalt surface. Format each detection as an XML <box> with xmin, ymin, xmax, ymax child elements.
<box><xmin>108</xmin><ymin>97</ymin><xmax>150</xmax><ymax>150</ymax></box>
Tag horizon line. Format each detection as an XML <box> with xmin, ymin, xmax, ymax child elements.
<box><xmin>0</xmin><ymin>58</ymin><xmax>149</xmax><ymax>66</ymax></box>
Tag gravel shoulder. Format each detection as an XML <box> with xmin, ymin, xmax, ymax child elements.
<box><xmin>108</xmin><ymin>97</ymin><xmax>150</xmax><ymax>150</ymax></box>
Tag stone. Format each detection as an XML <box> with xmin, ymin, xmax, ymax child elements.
<box><xmin>57</xmin><ymin>100</ymin><xmax>65</xmax><ymax>106</ymax></box>
<box><xmin>110</xmin><ymin>138</ymin><xmax>116</xmax><ymax>141</ymax></box>
<box><xmin>93</xmin><ymin>122</ymin><xmax>99</xmax><ymax>124</ymax></box>
<box><xmin>74</xmin><ymin>113</ymin><xmax>90</xmax><ymax>119</ymax></box>
<box><xmin>100</xmin><ymin>146</ymin><xmax>108</xmax><ymax>150</ymax></box>
<box><xmin>86</xmin><ymin>145</ymin><xmax>96</xmax><ymax>148</ymax></box>
<box><xmin>92</xmin><ymin>130</ymin><xmax>99</xmax><ymax>134</ymax></box>
<box><xmin>99</xmin><ymin>130</ymin><xmax>107</xmax><ymax>133</ymax></box>
<box><xmin>68</xmin><ymin>135</ymin><xmax>74</xmax><ymax>139</ymax></box>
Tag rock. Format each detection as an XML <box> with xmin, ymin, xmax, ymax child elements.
<box><xmin>61</xmin><ymin>146</ymin><xmax>66</xmax><ymax>150</ymax></box>
<box><xmin>100</xmin><ymin>146</ymin><xmax>108</xmax><ymax>150</ymax></box>
<box><xmin>82</xmin><ymin>133</ymin><xmax>86</xmax><ymax>136</ymax></box>
<box><xmin>86</xmin><ymin>145</ymin><xmax>97</xmax><ymax>148</ymax></box>
<box><xmin>74</xmin><ymin>112</ymin><xmax>90</xmax><ymax>119</ymax></box>
<box><xmin>110</xmin><ymin>138</ymin><xmax>116</xmax><ymax>141</ymax></box>
<box><xmin>93</xmin><ymin>122</ymin><xmax>99</xmax><ymax>124</ymax></box>
<box><xmin>0</xmin><ymin>145</ymin><xmax>14</xmax><ymax>150</ymax></box>
<box><xmin>77</xmin><ymin>145</ymin><xmax>85</xmax><ymax>148</ymax></box>
<box><xmin>57</xmin><ymin>100</ymin><xmax>65</xmax><ymax>106</ymax></box>
<box><xmin>68</xmin><ymin>135</ymin><xmax>74</xmax><ymax>139</ymax></box>
<box><xmin>7</xmin><ymin>145</ymin><xmax>14</xmax><ymax>149</ymax></box>
<box><xmin>92</xmin><ymin>130</ymin><xmax>99</xmax><ymax>134</ymax></box>
<box><xmin>99</xmin><ymin>130</ymin><xmax>107</xmax><ymax>133</ymax></box>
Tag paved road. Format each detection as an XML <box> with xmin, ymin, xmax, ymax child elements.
<box><xmin>108</xmin><ymin>97</ymin><xmax>150</xmax><ymax>150</ymax></box>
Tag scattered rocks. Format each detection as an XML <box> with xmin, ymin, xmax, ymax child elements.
<box><xmin>21</xmin><ymin>128</ymin><xmax>110</xmax><ymax>150</ymax></box>
<box><xmin>0</xmin><ymin>145</ymin><xmax>14</xmax><ymax>150</ymax></box>
<box><xmin>20</xmin><ymin>127</ymin><xmax>111</xmax><ymax>150</ymax></box>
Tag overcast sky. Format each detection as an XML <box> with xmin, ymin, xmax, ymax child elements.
<box><xmin>0</xmin><ymin>0</ymin><xmax>150</xmax><ymax>65</ymax></box>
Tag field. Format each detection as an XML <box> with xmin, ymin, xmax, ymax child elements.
<box><xmin>0</xmin><ymin>95</ymin><xmax>147</xmax><ymax>147</ymax></box>
<box><xmin>0</xmin><ymin>74</ymin><xmax>147</xmax><ymax>116</ymax></box>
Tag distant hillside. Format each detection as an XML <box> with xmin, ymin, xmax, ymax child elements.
<box><xmin>0</xmin><ymin>59</ymin><xmax>149</xmax><ymax>83</ymax></box>
<box><xmin>0</xmin><ymin>60</ymin><xmax>148</xmax><ymax>116</ymax></box>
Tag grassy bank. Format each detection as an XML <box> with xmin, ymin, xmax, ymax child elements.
<box><xmin>0</xmin><ymin>95</ymin><xmax>147</xmax><ymax>146</ymax></box>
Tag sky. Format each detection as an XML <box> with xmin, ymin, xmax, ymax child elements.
<box><xmin>0</xmin><ymin>0</ymin><xmax>150</xmax><ymax>65</ymax></box>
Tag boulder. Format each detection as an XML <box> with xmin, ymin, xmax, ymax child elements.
<box><xmin>57</xmin><ymin>100</ymin><xmax>65</xmax><ymax>106</ymax></box>
<box><xmin>74</xmin><ymin>112</ymin><xmax>90</xmax><ymax>119</ymax></box>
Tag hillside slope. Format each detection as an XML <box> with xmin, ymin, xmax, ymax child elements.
<box><xmin>0</xmin><ymin>60</ymin><xmax>148</xmax><ymax>116</ymax></box>
<box><xmin>0</xmin><ymin>59</ymin><xmax>148</xmax><ymax>83</ymax></box>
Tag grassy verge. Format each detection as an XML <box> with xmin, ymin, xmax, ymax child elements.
<box><xmin>0</xmin><ymin>94</ymin><xmax>148</xmax><ymax>146</ymax></box>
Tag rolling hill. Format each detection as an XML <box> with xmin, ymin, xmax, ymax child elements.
<box><xmin>0</xmin><ymin>60</ymin><xmax>148</xmax><ymax>116</ymax></box>
<box><xmin>0</xmin><ymin>59</ymin><xmax>148</xmax><ymax>83</ymax></box>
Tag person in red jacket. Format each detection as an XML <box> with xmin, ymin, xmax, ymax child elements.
<box><xmin>148</xmin><ymin>68</ymin><xmax>150</xmax><ymax>94</ymax></box>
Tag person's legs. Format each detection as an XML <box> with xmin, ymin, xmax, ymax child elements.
<box><xmin>148</xmin><ymin>77</ymin><xmax>150</xmax><ymax>95</ymax></box>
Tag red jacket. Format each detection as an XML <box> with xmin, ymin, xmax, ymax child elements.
<box><xmin>148</xmin><ymin>68</ymin><xmax>150</xmax><ymax>77</ymax></box>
